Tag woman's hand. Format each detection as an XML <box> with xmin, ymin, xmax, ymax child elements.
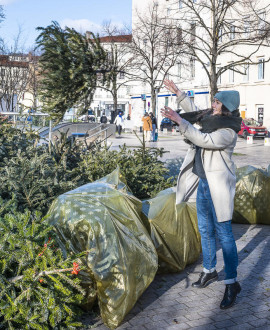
<box><xmin>164</xmin><ymin>79</ymin><xmax>182</xmax><ymax>97</ymax></box>
<box><xmin>160</xmin><ymin>106</ymin><xmax>182</xmax><ymax>126</ymax></box>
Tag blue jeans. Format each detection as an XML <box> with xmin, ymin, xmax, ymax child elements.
<box><xmin>196</xmin><ymin>178</ymin><xmax>238</xmax><ymax>283</ymax></box>
<box><xmin>151</xmin><ymin>124</ymin><xmax>156</xmax><ymax>141</ymax></box>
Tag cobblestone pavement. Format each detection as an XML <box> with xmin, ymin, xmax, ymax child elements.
<box><xmin>82</xmin><ymin>132</ymin><xmax>270</xmax><ymax>330</ymax></box>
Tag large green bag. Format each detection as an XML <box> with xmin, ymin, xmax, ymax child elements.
<box><xmin>47</xmin><ymin>168</ymin><xmax>158</xmax><ymax>329</ymax></box>
<box><xmin>142</xmin><ymin>187</ymin><xmax>201</xmax><ymax>273</ymax></box>
<box><xmin>233</xmin><ymin>165</ymin><xmax>270</xmax><ymax>225</ymax></box>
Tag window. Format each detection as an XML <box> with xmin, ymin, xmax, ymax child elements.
<box><xmin>243</xmin><ymin>64</ymin><xmax>249</xmax><ymax>82</ymax></box>
<box><xmin>218</xmin><ymin>28</ymin><xmax>223</xmax><ymax>42</ymax></box>
<box><xmin>119</xmin><ymin>71</ymin><xmax>125</xmax><ymax>79</ymax></box>
<box><xmin>167</xmin><ymin>7</ymin><xmax>171</xmax><ymax>16</ymax></box>
<box><xmin>244</xmin><ymin>17</ymin><xmax>250</xmax><ymax>38</ymax></box>
<box><xmin>229</xmin><ymin>66</ymin><xmax>234</xmax><ymax>83</ymax></box>
<box><xmin>190</xmin><ymin>23</ymin><xmax>196</xmax><ymax>44</ymax></box>
<box><xmin>179</xmin><ymin>0</ymin><xmax>183</xmax><ymax>9</ymax></box>
<box><xmin>190</xmin><ymin>58</ymin><xmax>195</xmax><ymax>78</ymax></box>
<box><xmin>258</xmin><ymin>11</ymin><xmax>266</xmax><ymax>34</ymax></box>
<box><xmin>258</xmin><ymin>58</ymin><xmax>265</xmax><ymax>80</ymax></box>
<box><xmin>177</xmin><ymin>27</ymin><xmax>183</xmax><ymax>44</ymax></box>
<box><xmin>177</xmin><ymin>62</ymin><xmax>182</xmax><ymax>77</ymax></box>
<box><xmin>107</xmin><ymin>52</ymin><xmax>113</xmax><ymax>61</ymax></box>
<box><xmin>230</xmin><ymin>25</ymin><xmax>235</xmax><ymax>40</ymax></box>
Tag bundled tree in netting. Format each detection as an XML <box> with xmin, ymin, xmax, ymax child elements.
<box><xmin>36</xmin><ymin>21</ymin><xmax>109</xmax><ymax>120</ymax></box>
<box><xmin>0</xmin><ymin>200</ymin><xmax>86</xmax><ymax>329</ymax></box>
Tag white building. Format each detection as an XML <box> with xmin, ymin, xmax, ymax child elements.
<box><xmin>90</xmin><ymin>0</ymin><xmax>270</xmax><ymax>129</ymax></box>
<box><xmin>86</xmin><ymin>34</ymin><xmax>133</xmax><ymax>122</ymax></box>
<box><xmin>131</xmin><ymin>0</ymin><xmax>270</xmax><ymax>129</ymax></box>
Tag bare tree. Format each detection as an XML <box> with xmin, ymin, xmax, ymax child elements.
<box><xmin>0</xmin><ymin>5</ymin><xmax>5</xmax><ymax>53</ymax></box>
<box><xmin>24</xmin><ymin>50</ymin><xmax>41</xmax><ymax>113</ymax></box>
<box><xmin>0</xmin><ymin>23</ymin><xmax>39</xmax><ymax>114</ymax></box>
<box><xmin>169</xmin><ymin>0</ymin><xmax>270</xmax><ymax>98</ymax></box>
<box><xmin>88</xmin><ymin>21</ymin><xmax>133</xmax><ymax>121</ymax></box>
<box><xmin>129</xmin><ymin>3</ymin><xmax>186</xmax><ymax>115</ymax></box>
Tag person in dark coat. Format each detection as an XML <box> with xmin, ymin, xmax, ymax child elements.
<box><xmin>100</xmin><ymin>113</ymin><xmax>108</xmax><ymax>124</ymax></box>
<box><xmin>149</xmin><ymin>112</ymin><xmax>157</xmax><ymax>142</ymax></box>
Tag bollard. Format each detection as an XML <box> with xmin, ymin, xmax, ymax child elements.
<box><xmin>264</xmin><ymin>137</ymin><xmax>270</xmax><ymax>146</ymax></box>
<box><xmin>247</xmin><ymin>135</ymin><xmax>253</xmax><ymax>144</ymax></box>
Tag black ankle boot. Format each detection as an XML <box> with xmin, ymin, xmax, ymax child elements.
<box><xmin>220</xmin><ymin>282</ymin><xmax>241</xmax><ymax>309</ymax></box>
<box><xmin>192</xmin><ymin>270</ymin><xmax>218</xmax><ymax>288</ymax></box>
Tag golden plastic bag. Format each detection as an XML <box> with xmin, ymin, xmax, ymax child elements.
<box><xmin>47</xmin><ymin>168</ymin><xmax>158</xmax><ymax>329</ymax></box>
<box><xmin>233</xmin><ymin>165</ymin><xmax>270</xmax><ymax>224</ymax></box>
<box><xmin>142</xmin><ymin>187</ymin><xmax>201</xmax><ymax>273</ymax></box>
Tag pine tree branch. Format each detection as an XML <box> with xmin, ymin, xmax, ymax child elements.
<box><xmin>8</xmin><ymin>267</ymin><xmax>74</xmax><ymax>283</ymax></box>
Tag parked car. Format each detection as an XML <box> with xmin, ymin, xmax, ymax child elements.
<box><xmin>160</xmin><ymin>118</ymin><xmax>179</xmax><ymax>132</ymax></box>
<box><xmin>238</xmin><ymin>118</ymin><xmax>268</xmax><ymax>139</ymax></box>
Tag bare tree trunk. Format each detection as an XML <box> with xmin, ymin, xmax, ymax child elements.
<box><xmin>210</xmin><ymin>63</ymin><xmax>218</xmax><ymax>101</ymax></box>
<box><xmin>151</xmin><ymin>88</ymin><xmax>156</xmax><ymax>115</ymax></box>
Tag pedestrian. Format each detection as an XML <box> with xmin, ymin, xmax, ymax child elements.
<box><xmin>141</xmin><ymin>112</ymin><xmax>152</xmax><ymax>142</ymax></box>
<box><xmin>100</xmin><ymin>112</ymin><xmax>108</xmax><ymax>124</ymax></box>
<box><xmin>149</xmin><ymin>112</ymin><xmax>157</xmax><ymax>142</ymax></box>
<box><xmin>114</xmin><ymin>112</ymin><xmax>124</xmax><ymax>136</ymax></box>
<box><xmin>127</xmin><ymin>114</ymin><xmax>131</xmax><ymax>120</ymax></box>
<box><xmin>162</xmin><ymin>79</ymin><xmax>242</xmax><ymax>310</ymax></box>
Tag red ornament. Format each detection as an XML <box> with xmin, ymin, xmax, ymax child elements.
<box><xmin>71</xmin><ymin>262</ymin><xmax>80</xmax><ymax>275</ymax></box>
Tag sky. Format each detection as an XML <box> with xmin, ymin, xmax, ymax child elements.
<box><xmin>0</xmin><ymin>0</ymin><xmax>132</xmax><ymax>51</ymax></box>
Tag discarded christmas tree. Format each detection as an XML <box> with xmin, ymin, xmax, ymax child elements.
<box><xmin>0</xmin><ymin>204</ymin><xmax>86</xmax><ymax>329</ymax></box>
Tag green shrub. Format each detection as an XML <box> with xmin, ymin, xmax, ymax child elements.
<box><xmin>0</xmin><ymin>202</ymin><xmax>85</xmax><ymax>329</ymax></box>
<box><xmin>79</xmin><ymin>133</ymin><xmax>175</xmax><ymax>200</ymax></box>
<box><xmin>0</xmin><ymin>125</ymin><xmax>175</xmax><ymax>213</ymax></box>
<box><xmin>0</xmin><ymin>126</ymin><xmax>84</xmax><ymax>215</ymax></box>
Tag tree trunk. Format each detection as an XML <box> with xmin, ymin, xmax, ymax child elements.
<box><xmin>151</xmin><ymin>88</ymin><xmax>156</xmax><ymax>115</ymax></box>
<box><xmin>113</xmin><ymin>93</ymin><xmax>117</xmax><ymax>114</ymax></box>
<box><xmin>210</xmin><ymin>62</ymin><xmax>218</xmax><ymax>101</ymax></box>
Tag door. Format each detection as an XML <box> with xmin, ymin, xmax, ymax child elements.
<box><xmin>256</xmin><ymin>105</ymin><xmax>264</xmax><ymax>125</ymax></box>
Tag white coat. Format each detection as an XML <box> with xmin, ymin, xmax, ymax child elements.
<box><xmin>176</xmin><ymin>93</ymin><xmax>238</xmax><ymax>223</ymax></box>
<box><xmin>114</xmin><ymin>115</ymin><xmax>124</xmax><ymax>126</ymax></box>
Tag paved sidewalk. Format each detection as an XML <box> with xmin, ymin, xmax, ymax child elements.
<box><xmin>82</xmin><ymin>132</ymin><xmax>270</xmax><ymax>330</ymax></box>
<box><xmin>108</xmin><ymin>132</ymin><xmax>270</xmax><ymax>169</ymax></box>
<box><xmin>84</xmin><ymin>224</ymin><xmax>270</xmax><ymax>330</ymax></box>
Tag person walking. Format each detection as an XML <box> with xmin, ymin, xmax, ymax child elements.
<box><xmin>114</xmin><ymin>112</ymin><xmax>124</xmax><ymax>137</ymax></box>
<box><xmin>149</xmin><ymin>112</ymin><xmax>157</xmax><ymax>142</ymax></box>
<box><xmin>141</xmin><ymin>112</ymin><xmax>152</xmax><ymax>142</ymax></box>
<box><xmin>100</xmin><ymin>112</ymin><xmax>108</xmax><ymax>124</ymax></box>
<box><xmin>162</xmin><ymin>79</ymin><xmax>242</xmax><ymax>310</ymax></box>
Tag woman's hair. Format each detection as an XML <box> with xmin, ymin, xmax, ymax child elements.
<box><xmin>179</xmin><ymin>105</ymin><xmax>240</xmax><ymax>124</ymax></box>
<box><xmin>221</xmin><ymin>104</ymin><xmax>240</xmax><ymax>117</ymax></box>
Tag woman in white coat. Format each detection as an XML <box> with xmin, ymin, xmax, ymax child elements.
<box><xmin>162</xmin><ymin>79</ymin><xmax>242</xmax><ymax>310</ymax></box>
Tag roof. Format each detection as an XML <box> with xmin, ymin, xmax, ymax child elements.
<box><xmin>0</xmin><ymin>53</ymin><xmax>39</xmax><ymax>68</ymax></box>
<box><xmin>0</xmin><ymin>55</ymin><xmax>29</xmax><ymax>68</ymax></box>
<box><xmin>98</xmin><ymin>35</ymin><xmax>132</xmax><ymax>43</ymax></box>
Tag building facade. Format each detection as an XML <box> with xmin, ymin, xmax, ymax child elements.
<box><xmin>129</xmin><ymin>0</ymin><xmax>270</xmax><ymax>129</ymax></box>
